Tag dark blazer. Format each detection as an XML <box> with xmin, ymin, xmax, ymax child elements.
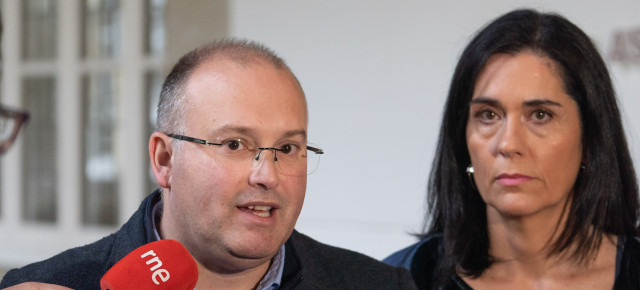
<box><xmin>384</xmin><ymin>233</ymin><xmax>640</xmax><ymax>290</ymax></box>
<box><xmin>1</xmin><ymin>190</ymin><xmax>416</xmax><ymax>289</ymax></box>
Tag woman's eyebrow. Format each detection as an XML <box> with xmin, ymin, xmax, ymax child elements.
<box><xmin>469</xmin><ymin>97</ymin><xmax>562</xmax><ymax>108</ymax></box>
<box><xmin>523</xmin><ymin>99</ymin><xmax>562</xmax><ymax>107</ymax></box>
<box><xmin>469</xmin><ymin>97</ymin><xmax>501</xmax><ymax>107</ymax></box>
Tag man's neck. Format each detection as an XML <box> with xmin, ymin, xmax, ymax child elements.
<box><xmin>195</xmin><ymin>258</ymin><xmax>271</xmax><ymax>290</ymax></box>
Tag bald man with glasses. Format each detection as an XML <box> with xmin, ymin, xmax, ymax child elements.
<box><xmin>2</xmin><ymin>39</ymin><xmax>416</xmax><ymax>290</ymax></box>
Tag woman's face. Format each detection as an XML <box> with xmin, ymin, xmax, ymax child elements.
<box><xmin>465</xmin><ymin>52</ymin><xmax>583</xmax><ymax>219</ymax></box>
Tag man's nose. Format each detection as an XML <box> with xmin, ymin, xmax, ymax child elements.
<box><xmin>249</xmin><ymin>149</ymin><xmax>280</xmax><ymax>190</ymax></box>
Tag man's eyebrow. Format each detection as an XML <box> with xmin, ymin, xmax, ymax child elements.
<box><xmin>282</xmin><ymin>129</ymin><xmax>307</xmax><ymax>139</ymax></box>
<box><xmin>210</xmin><ymin>125</ymin><xmax>254</xmax><ymax>136</ymax></box>
<box><xmin>210</xmin><ymin>126</ymin><xmax>307</xmax><ymax>140</ymax></box>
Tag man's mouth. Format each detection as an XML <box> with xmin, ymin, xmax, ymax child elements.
<box><xmin>244</xmin><ymin>205</ymin><xmax>273</xmax><ymax>218</ymax></box>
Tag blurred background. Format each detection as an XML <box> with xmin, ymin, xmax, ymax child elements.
<box><xmin>0</xmin><ymin>0</ymin><xmax>639</xmax><ymax>275</ymax></box>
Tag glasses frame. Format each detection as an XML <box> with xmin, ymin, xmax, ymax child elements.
<box><xmin>0</xmin><ymin>105</ymin><xmax>30</xmax><ymax>154</ymax></box>
<box><xmin>166</xmin><ymin>133</ymin><xmax>323</xmax><ymax>174</ymax></box>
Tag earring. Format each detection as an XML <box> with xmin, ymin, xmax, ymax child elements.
<box><xmin>580</xmin><ymin>163</ymin><xmax>586</xmax><ymax>170</ymax></box>
<box><xmin>466</xmin><ymin>165</ymin><xmax>477</xmax><ymax>190</ymax></box>
<box><xmin>466</xmin><ymin>165</ymin><xmax>474</xmax><ymax>176</ymax></box>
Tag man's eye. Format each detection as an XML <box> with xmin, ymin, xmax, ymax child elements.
<box><xmin>224</xmin><ymin>139</ymin><xmax>244</xmax><ymax>150</ymax></box>
<box><xmin>280</xmin><ymin>144</ymin><xmax>293</xmax><ymax>154</ymax></box>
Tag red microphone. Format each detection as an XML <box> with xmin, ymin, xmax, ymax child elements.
<box><xmin>100</xmin><ymin>239</ymin><xmax>198</xmax><ymax>290</ymax></box>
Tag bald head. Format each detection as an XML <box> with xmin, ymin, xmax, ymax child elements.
<box><xmin>156</xmin><ymin>39</ymin><xmax>305</xmax><ymax>134</ymax></box>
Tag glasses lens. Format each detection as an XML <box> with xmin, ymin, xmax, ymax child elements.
<box><xmin>306</xmin><ymin>149</ymin><xmax>321</xmax><ymax>175</ymax></box>
<box><xmin>0</xmin><ymin>115</ymin><xmax>16</xmax><ymax>143</ymax></box>
<box><xmin>174</xmin><ymin>135</ymin><xmax>323</xmax><ymax>177</ymax></box>
<box><xmin>266</xmin><ymin>147</ymin><xmax>321</xmax><ymax>177</ymax></box>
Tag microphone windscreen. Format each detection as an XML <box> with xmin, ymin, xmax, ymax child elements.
<box><xmin>100</xmin><ymin>239</ymin><xmax>198</xmax><ymax>290</ymax></box>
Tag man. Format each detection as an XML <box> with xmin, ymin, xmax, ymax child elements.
<box><xmin>1</xmin><ymin>39</ymin><xmax>415</xmax><ymax>289</ymax></box>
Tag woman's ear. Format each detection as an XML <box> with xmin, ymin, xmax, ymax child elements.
<box><xmin>149</xmin><ymin>131</ymin><xmax>173</xmax><ymax>189</ymax></box>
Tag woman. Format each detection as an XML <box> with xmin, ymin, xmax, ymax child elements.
<box><xmin>385</xmin><ymin>9</ymin><xmax>640</xmax><ymax>289</ymax></box>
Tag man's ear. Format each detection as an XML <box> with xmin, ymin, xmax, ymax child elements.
<box><xmin>149</xmin><ymin>131</ymin><xmax>173</xmax><ymax>189</ymax></box>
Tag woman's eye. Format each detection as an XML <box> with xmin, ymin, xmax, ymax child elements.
<box><xmin>531</xmin><ymin>110</ymin><xmax>553</xmax><ymax>122</ymax></box>
<box><xmin>483</xmin><ymin>111</ymin><xmax>497</xmax><ymax>120</ymax></box>
<box><xmin>476</xmin><ymin>109</ymin><xmax>499</xmax><ymax>122</ymax></box>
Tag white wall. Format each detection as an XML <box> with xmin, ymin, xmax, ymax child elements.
<box><xmin>228</xmin><ymin>0</ymin><xmax>640</xmax><ymax>259</ymax></box>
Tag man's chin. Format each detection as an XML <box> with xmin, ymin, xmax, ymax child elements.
<box><xmin>228</xmin><ymin>243</ymin><xmax>280</xmax><ymax>261</ymax></box>
<box><xmin>227</xmin><ymin>229</ymin><xmax>287</xmax><ymax>256</ymax></box>
<box><xmin>199</xmin><ymin>247</ymin><xmax>277</xmax><ymax>274</ymax></box>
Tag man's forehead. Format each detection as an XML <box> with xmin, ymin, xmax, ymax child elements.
<box><xmin>186</xmin><ymin>57</ymin><xmax>301</xmax><ymax>95</ymax></box>
<box><xmin>182</xmin><ymin>57</ymin><xmax>308</xmax><ymax>135</ymax></box>
<box><xmin>184</xmin><ymin>56</ymin><xmax>306</xmax><ymax>111</ymax></box>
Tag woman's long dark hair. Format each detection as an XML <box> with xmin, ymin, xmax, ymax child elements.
<box><xmin>424</xmin><ymin>8</ymin><xmax>639</xmax><ymax>284</ymax></box>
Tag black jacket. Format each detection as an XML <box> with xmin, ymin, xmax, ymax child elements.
<box><xmin>1</xmin><ymin>190</ymin><xmax>416</xmax><ymax>289</ymax></box>
<box><xmin>384</xmin><ymin>233</ymin><xmax>640</xmax><ymax>289</ymax></box>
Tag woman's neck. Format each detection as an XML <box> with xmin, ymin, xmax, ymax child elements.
<box><xmin>461</xmin><ymin>205</ymin><xmax>618</xmax><ymax>289</ymax></box>
<box><xmin>487</xmin><ymin>205</ymin><xmax>568</xmax><ymax>263</ymax></box>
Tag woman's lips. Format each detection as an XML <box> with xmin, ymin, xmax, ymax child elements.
<box><xmin>496</xmin><ymin>173</ymin><xmax>533</xmax><ymax>186</ymax></box>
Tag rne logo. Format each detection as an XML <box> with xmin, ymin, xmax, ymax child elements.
<box><xmin>140</xmin><ymin>250</ymin><xmax>170</xmax><ymax>285</ymax></box>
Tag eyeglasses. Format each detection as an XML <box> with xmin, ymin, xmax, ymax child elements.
<box><xmin>0</xmin><ymin>105</ymin><xmax>30</xmax><ymax>154</ymax></box>
<box><xmin>166</xmin><ymin>133</ymin><xmax>323</xmax><ymax>176</ymax></box>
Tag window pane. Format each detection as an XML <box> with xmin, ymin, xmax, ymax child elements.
<box><xmin>81</xmin><ymin>0</ymin><xmax>120</xmax><ymax>58</ymax></box>
<box><xmin>145</xmin><ymin>71</ymin><xmax>163</xmax><ymax>194</ymax></box>
<box><xmin>82</xmin><ymin>73</ymin><xmax>118</xmax><ymax>226</ymax></box>
<box><xmin>144</xmin><ymin>0</ymin><xmax>167</xmax><ymax>56</ymax></box>
<box><xmin>22</xmin><ymin>0</ymin><xmax>57</xmax><ymax>60</ymax></box>
<box><xmin>22</xmin><ymin>77</ymin><xmax>57</xmax><ymax>222</ymax></box>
